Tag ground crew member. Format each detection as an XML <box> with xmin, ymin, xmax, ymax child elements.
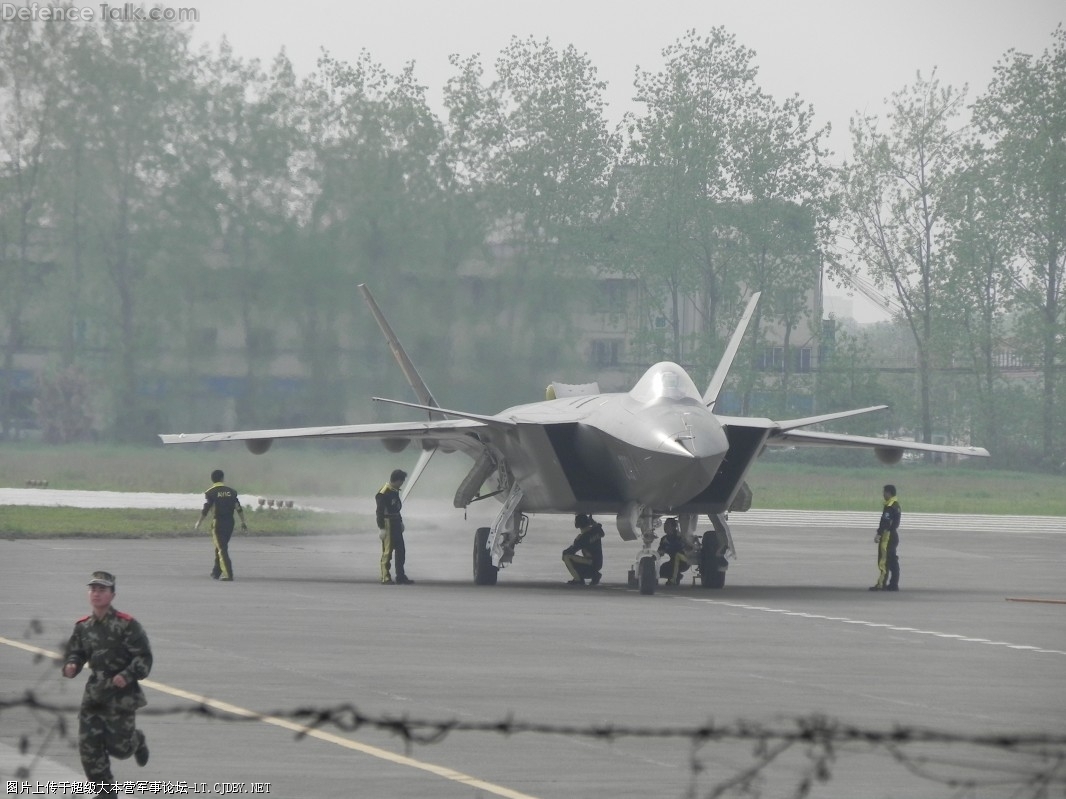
<box><xmin>657</xmin><ymin>517</ymin><xmax>691</xmax><ymax>585</ymax></box>
<box><xmin>562</xmin><ymin>513</ymin><xmax>605</xmax><ymax>586</ymax></box>
<box><xmin>62</xmin><ymin>571</ymin><xmax>152</xmax><ymax>796</ymax></box>
<box><xmin>870</xmin><ymin>484</ymin><xmax>901</xmax><ymax>591</ymax></box>
<box><xmin>194</xmin><ymin>468</ymin><xmax>247</xmax><ymax>581</ymax></box>
<box><xmin>377</xmin><ymin>468</ymin><xmax>414</xmax><ymax>584</ymax></box>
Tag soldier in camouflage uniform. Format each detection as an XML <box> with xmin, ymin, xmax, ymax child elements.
<box><xmin>62</xmin><ymin>571</ymin><xmax>152</xmax><ymax>796</ymax></box>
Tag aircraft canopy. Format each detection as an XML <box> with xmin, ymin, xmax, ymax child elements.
<box><xmin>629</xmin><ymin>362</ymin><xmax>702</xmax><ymax>404</ymax></box>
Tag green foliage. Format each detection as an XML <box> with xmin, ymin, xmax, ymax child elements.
<box><xmin>0</xmin><ymin>506</ymin><xmax>356</xmax><ymax>538</ymax></box>
<box><xmin>0</xmin><ymin>18</ymin><xmax>1062</xmax><ymax>462</ymax></box>
<box><xmin>971</xmin><ymin>26</ymin><xmax>1066</xmax><ymax>460</ymax></box>
<box><xmin>32</xmin><ymin>366</ymin><xmax>93</xmax><ymax>443</ymax></box>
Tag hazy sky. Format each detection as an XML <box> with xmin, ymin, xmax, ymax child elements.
<box><xmin>184</xmin><ymin>1</ymin><xmax>1063</xmax><ymax>320</ymax></box>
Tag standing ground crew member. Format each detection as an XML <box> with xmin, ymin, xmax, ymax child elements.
<box><xmin>562</xmin><ymin>514</ymin><xmax>605</xmax><ymax>586</ymax></box>
<box><xmin>377</xmin><ymin>468</ymin><xmax>414</xmax><ymax>584</ymax></box>
<box><xmin>62</xmin><ymin>571</ymin><xmax>152</xmax><ymax>796</ymax></box>
<box><xmin>870</xmin><ymin>484</ymin><xmax>901</xmax><ymax>591</ymax></box>
<box><xmin>657</xmin><ymin>517</ymin><xmax>691</xmax><ymax>585</ymax></box>
<box><xmin>194</xmin><ymin>469</ymin><xmax>247</xmax><ymax>581</ymax></box>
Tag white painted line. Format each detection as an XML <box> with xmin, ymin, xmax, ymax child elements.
<box><xmin>0</xmin><ymin>636</ymin><xmax>541</xmax><ymax>799</ymax></box>
<box><xmin>685</xmin><ymin>600</ymin><xmax>1066</xmax><ymax>656</ymax></box>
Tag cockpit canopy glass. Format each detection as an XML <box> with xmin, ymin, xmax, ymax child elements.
<box><xmin>629</xmin><ymin>362</ymin><xmax>703</xmax><ymax>404</ymax></box>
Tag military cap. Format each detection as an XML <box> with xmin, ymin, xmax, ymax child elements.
<box><xmin>87</xmin><ymin>570</ymin><xmax>116</xmax><ymax>588</ymax></box>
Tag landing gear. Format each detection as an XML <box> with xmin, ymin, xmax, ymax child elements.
<box><xmin>638</xmin><ymin>557</ymin><xmax>657</xmax><ymax>595</ymax></box>
<box><xmin>471</xmin><ymin>483</ymin><xmax>525</xmax><ymax>586</ymax></box>
<box><xmin>698</xmin><ymin>512</ymin><xmax>735</xmax><ymax>589</ymax></box>
<box><xmin>473</xmin><ymin>527</ymin><xmax>498</xmax><ymax>585</ymax></box>
<box><xmin>625</xmin><ymin>508</ymin><xmax>659</xmax><ymax>595</ymax></box>
<box><xmin>699</xmin><ymin>537</ymin><xmax>726</xmax><ymax>589</ymax></box>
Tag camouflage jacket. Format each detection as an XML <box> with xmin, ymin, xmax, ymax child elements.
<box><xmin>64</xmin><ymin>607</ymin><xmax>153</xmax><ymax>711</ymax></box>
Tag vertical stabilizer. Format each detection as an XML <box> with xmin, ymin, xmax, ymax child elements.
<box><xmin>702</xmin><ymin>292</ymin><xmax>761</xmax><ymax>409</ymax></box>
<box><xmin>358</xmin><ymin>284</ymin><xmax>444</xmax><ymax>421</ymax></box>
<box><xmin>359</xmin><ymin>283</ymin><xmax>445</xmax><ymax>500</ymax></box>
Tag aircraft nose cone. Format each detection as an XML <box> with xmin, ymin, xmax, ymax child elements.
<box><xmin>656</xmin><ymin>410</ymin><xmax>728</xmax><ymax>459</ymax></box>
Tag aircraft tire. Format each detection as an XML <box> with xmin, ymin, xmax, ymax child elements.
<box><xmin>699</xmin><ymin>531</ymin><xmax>726</xmax><ymax>589</ymax></box>
<box><xmin>473</xmin><ymin>527</ymin><xmax>499</xmax><ymax>585</ymax></box>
<box><xmin>638</xmin><ymin>557</ymin><xmax>656</xmax><ymax>595</ymax></box>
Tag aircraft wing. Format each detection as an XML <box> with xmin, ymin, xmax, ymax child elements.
<box><xmin>159</xmin><ymin>418</ymin><xmax>490</xmax><ymax>457</ymax></box>
<box><xmin>766</xmin><ymin>428</ymin><xmax>990</xmax><ymax>457</ymax></box>
<box><xmin>714</xmin><ymin>414</ymin><xmax>990</xmax><ymax>458</ymax></box>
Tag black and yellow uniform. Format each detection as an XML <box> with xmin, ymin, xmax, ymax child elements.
<box><xmin>872</xmin><ymin>490</ymin><xmax>901</xmax><ymax>591</ymax></box>
<box><xmin>198</xmin><ymin>475</ymin><xmax>246</xmax><ymax>581</ymax></box>
<box><xmin>376</xmin><ymin>481</ymin><xmax>409</xmax><ymax>584</ymax></box>
<box><xmin>562</xmin><ymin>515</ymin><xmax>605</xmax><ymax>586</ymax></box>
<box><xmin>657</xmin><ymin>523</ymin><xmax>691</xmax><ymax>585</ymax></box>
<box><xmin>64</xmin><ymin>577</ymin><xmax>152</xmax><ymax>793</ymax></box>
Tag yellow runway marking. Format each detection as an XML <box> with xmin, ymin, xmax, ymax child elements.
<box><xmin>1</xmin><ymin>636</ymin><xmax>540</xmax><ymax>799</ymax></box>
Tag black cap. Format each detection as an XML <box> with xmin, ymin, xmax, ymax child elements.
<box><xmin>390</xmin><ymin>469</ymin><xmax>407</xmax><ymax>483</ymax></box>
<box><xmin>88</xmin><ymin>570</ymin><xmax>115</xmax><ymax>588</ymax></box>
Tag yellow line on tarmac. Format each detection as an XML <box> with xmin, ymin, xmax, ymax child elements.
<box><xmin>1</xmin><ymin>636</ymin><xmax>540</xmax><ymax>799</ymax></box>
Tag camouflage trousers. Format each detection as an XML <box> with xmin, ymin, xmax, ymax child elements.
<box><xmin>78</xmin><ymin>703</ymin><xmax>144</xmax><ymax>787</ymax></box>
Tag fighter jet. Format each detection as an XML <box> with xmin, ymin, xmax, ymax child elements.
<box><xmin>160</xmin><ymin>285</ymin><xmax>989</xmax><ymax>594</ymax></box>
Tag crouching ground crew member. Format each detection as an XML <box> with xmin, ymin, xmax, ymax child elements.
<box><xmin>870</xmin><ymin>484</ymin><xmax>902</xmax><ymax>591</ymax></box>
<box><xmin>377</xmin><ymin>468</ymin><xmax>414</xmax><ymax>584</ymax></box>
<box><xmin>194</xmin><ymin>469</ymin><xmax>247</xmax><ymax>581</ymax></box>
<box><xmin>657</xmin><ymin>517</ymin><xmax>691</xmax><ymax>585</ymax></box>
<box><xmin>62</xmin><ymin>571</ymin><xmax>152</xmax><ymax>796</ymax></box>
<box><xmin>562</xmin><ymin>514</ymin><xmax>605</xmax><ymax>586</ymax></box>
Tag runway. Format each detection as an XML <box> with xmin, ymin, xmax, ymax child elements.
<box><xmin>2</xmin><ymin>502</ymin><xmax>1063</xmax><ymax>798</ymax></box>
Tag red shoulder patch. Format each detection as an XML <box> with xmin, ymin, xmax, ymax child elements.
<box><xmin>76</xmin><ymin>615</ymin><xmax>91</xmax><ymax>623</ymax></box>
<box><xmin>114</xmin><ymin>611</ymin><xmax>135</xmax><ymax>621</ymax></box>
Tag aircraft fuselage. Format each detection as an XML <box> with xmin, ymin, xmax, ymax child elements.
<box><xmin>494</xmin><ymin>363</ymin><xmax>730</xmax><ymax>515</ymax></box>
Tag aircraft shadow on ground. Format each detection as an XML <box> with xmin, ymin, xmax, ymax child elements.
<box><xmin>229</xmin><ymin>574</ymin><xmax>972</xmax><ymax>600</ymax></box>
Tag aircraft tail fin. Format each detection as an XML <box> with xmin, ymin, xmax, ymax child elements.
<box><xmin>359</xmin><ymin>284</ymin><xmax>447</xmax><ymax>499</ymax></box>
<box><xmin>358</xmin><ymin>284</ymin><xmax>444</xmax><ymax>422</ymax></box>
<box><xmin>702</xmin><ymin>292</ymin><xmax>761</xmax><ymax>409</ymax></box>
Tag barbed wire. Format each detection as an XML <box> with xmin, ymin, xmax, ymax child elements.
<box><xmin>4</xmin><ymin>691</ymin><xmax>1065</xmax><ymax>799</ymax></box>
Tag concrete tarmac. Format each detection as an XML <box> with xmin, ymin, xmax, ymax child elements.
<box><xmin>2</xmin><ymin>502</ymin><xmax>1064</xmax><ymax>798</ymax></box>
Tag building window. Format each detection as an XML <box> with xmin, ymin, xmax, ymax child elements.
<box><xmin>596</xmin><ymin>279</ymin><xmax>627</xmax><ymax>312</ymax></box>
<box><xmin>190</xmin><ymin>327</ymin><xmax>218</xmax><ymax>352</ymax></box>
<box><xmin>758</xmin><ymin>346</ymin><xmax>785</xmax><ymax>372</ymax></box>
<box><xmin>758</xmin><ymin>346</ymin><xmax>812</xmax><ymax>373</ymax></box>
<box><xmin>247</xmin><ymin>328</ymin><xmax>275</xmax><ymax>358</ymax></box>
<box><xmin>591</xmin><ymin>339</ymin><xmax>621</xmax><ymax>367</ymax></box>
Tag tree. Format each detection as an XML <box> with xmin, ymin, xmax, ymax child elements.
<box><xmin>440</xmin><ymin>37</ymin><xmax>619</xmax><ymax>406</ymax></box>
<box><xmin>973</xmin><ymin>26</ymin><xmax>1066</xmax><ymax>465</ymax></box>
<box><xmin>53</xmin><ymin>20</ymin><xmax>198</xmax><ymax>441</ymax></box>
<box><xmin>617</xmin><ymin>28</ymin><xmax>761</xmax><ymax>367</ymax></box>
<box><xmin>941</xmin><ymin>140</ymin><xmax>1019</xmax><ymax>455</ymax></box>
<box><xmin>170</xmin><ymin>44</ymin><xmax>309</xmax><ymax>429</ymax></box>
<box><xmin>0</xmin><ymin>21</ymin><xmax>69</xmax><ymax>438</ymax></box>
<box><xmin>615</xmin><ymin>28</ymin><xmax>832</xmax><ymax>410</ymax></box>
<box><xmin>842</xmin><ymin>70</ymin><xmax>968</xmax><ymax>446</ymax></box>
<box><xmin>728</xmin><ymin>89</ymin><xmax>833</xmax><ymax>413</ymax></box>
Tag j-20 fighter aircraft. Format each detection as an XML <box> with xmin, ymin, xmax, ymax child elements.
<box><xmin>160</xmin><ymin>285</ymin><xmax>989</xmax><ymax>594</ymax></box>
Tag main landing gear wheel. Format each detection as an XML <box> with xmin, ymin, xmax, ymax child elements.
<box><xmin>473</xmin><ymin>527</ymin><xmax>498</xmax><ymax>585</ymax></box>
<box><xmin>638</xmin><ymin>557</ymin><xmax>657</xmax><ymax>595</ymax></box>
<box><xmin>700</xmin><ymin>531</ymin><xmax>727</xmax><ymax>589</ymax></box>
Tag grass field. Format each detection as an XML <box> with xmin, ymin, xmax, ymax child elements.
<box><xmin>0</xmin><ymin>442</ymin><xmax>1061</xmax><ymax>538</ymax></box>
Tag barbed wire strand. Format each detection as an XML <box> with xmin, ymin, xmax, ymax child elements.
<box><xmin>3</xmin><ymin>692</ymin><xmax>1065</xmax><ymax>799</ymax></box>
